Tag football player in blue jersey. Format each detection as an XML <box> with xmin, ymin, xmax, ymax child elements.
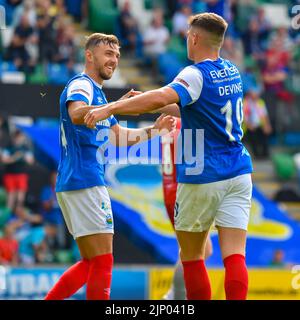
<box><xmin>45</xmin><ymin>33</ymin><xmax>176</xmax><ymax>300</ymax></box>
<box><xmin>85</xmin><ymin>13</ymin><xmax>253</xmax><ymax>300</ymax></box>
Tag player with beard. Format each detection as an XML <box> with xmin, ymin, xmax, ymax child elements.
<box><xmin>45</xmin><ymin>33</ymin><xmax>175</xmax><ymax>300</ymax></box>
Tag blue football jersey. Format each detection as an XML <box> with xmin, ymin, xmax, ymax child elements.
<box><xmin>56</xmin><ymin>73</ymin><xmax>118</xmax><ymax>192</ymax></box>
<box><xmin>168</xmin><ymin>57</ymin><xmax>253</xmax><ymax>184</ymax></box>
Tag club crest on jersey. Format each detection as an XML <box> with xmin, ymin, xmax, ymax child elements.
<box><xmin>97</xmin><ymin>96</ymin><xmax>104</xmax><ymax>104</ymax></box>
<box><xmin>101</xmin><ymin>201</ymin><xmax>110</xmax><ymax>211</ymax></box>
<box><xmin>105</xmin><ymin>214</ymin><xmax>113</xmax><ymax>228</ymax></box>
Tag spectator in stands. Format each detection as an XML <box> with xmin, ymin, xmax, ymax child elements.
<box><xmin>270</xmin><ymin>249</ymin><xmax>286</xmax><ymax>268</ymax></box>
<box><xmin>266</xmin><ymin>28</ymin><xmax>292</xmax><ymax>69</ymax></box>
<box><xmin>0</xmin><ymin>114</ymin><xmax>10</xmax><ymax>149</ymax></box>
<box><xmin>1</xmin><ymin>130</ymin><xmax>34</xmax><ymax>213</ymax></box>
<box><xmin>6</xmin><ymin>14</ymin><xmax>38</xmax><ymax>72</ymax></box>
<box><xmin>165</xmin><ymin>0</ymin><xmax>179</xmax><ymax>17</ymax></box>
<box><xmin>0</xmin><ymin>0</ymin><xmax>23</xmax><ymax>25</ymax></box>
<box><xmin>242</xmin><ymin>16</ymin><xmax>267</xmax><ymax>63</ymax></box>
<box><xmin>221</xmin><ymin>36</ymin><xmax>243</xmax><ymax>69</ymax></box>
<box><xmin>262</xmin><ymin>54</ymin><xmax>288</xmax><ymax>95</ymax></box>
<box><xmin>117</xmin><ymin>0</ymin><xmax>140</xmax><ymax>53</ymax></box>
<box><xmin>14</xmin><ymin>205</ymin><xmax>43</xmax><ymax>226</ymax></box>
<box><xmin>55</xmin><ymin>23</ymin><xmax>76</xmax><ymax>68</ymax></box>
<box><xmin>35</xmin><ymin>223</ymin><xmax>60</xmax><ymax>264</ymax></box>
<box><xmin>12</xmin><ymin>0</ymin><xmax>37</xmax><ymax>28</ymax></box>
<box><xmin>253</xmin><ymin>7</ymin><xmax>271</xmax><ymax>50</ymax></box>
<box><xmin>205</xmin><ymin>0</ymin><xmax>227</xmax><ymax>18</ymax></box>
<box><xmin>172</xmin><ymin>5</ymin><xmax>192</xmax><ymax>41</ymax></box>
<box><xmin>36</xmin><ymin>0</ymin><xmax>58</xmax><ymax>63</ymax></box>
<box><xmin>0</xmin><ymin>224</ymin><xmax>19</xmax><ymax>265</ymax></box>
<box><xmin>244</xmin><ymin>89</ymin><xmax>272</xmax><ymax>159</ymax></box>
<box><xmin>40</xmin><ymin>171</ymin><xmax>65</xmax><ymax>248</ymax></box>
<box><xmin>19</xmin><ymin>223</ymin><xmax>58</xmax><ymax>265</ymax></box>
<box><xmin>143</xmin><ymin>9</ymin><xmax>170</xmax><ymax>74</ymax></box>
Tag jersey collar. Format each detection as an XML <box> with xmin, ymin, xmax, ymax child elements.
<box><xmin>81</xmin><ymin>73</ymin><xmax>103</xmax><ymax>89</ymax></box>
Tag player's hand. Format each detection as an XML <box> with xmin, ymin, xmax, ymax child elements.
<box><xmin>84</xmin><ymin>107</ymin><xmax>111</xmax><ymax>129</ymax></box>
<box><xmin>153</xmin><ymin>114</ymin><xmax>176</xmax><ymax>135</ymax></box>
<box><xmin>119</xmin><ymin>89</ymin><xmax>143</xmax><ymax>100</ymax></box>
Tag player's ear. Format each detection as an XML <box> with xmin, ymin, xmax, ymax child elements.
<box><xmin>85</xmin><ymin>49</ymin><xmax>93</xmax><ymax>63</ymax></box>
<box><xmin>192</xmin><ymin>32</ymin><xmax>198</xmax><ymax>46</ymax></box>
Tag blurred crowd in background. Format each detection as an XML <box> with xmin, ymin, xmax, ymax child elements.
<box><xmin>0</xmin><ymin>0</ymin><xmax>300</xmax><ymax>266</ymax></box>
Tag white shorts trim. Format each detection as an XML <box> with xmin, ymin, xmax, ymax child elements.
<box><xmin>174</xmin><ymin>174</ymin><xmax>252</xmax><ymax>232</ymax></box>
<box><xmin>56</xmin><ymin>186</ymin><xmax>114</xmax><ymax>239</ymax></box>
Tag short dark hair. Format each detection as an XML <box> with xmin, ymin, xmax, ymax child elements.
<box><xmin>189</xmin><ymin>13</ymin><xmax>228</xmax><ymax>48</ymax></box>
<box><xmin>85</xmin><ymin>33</ymin><xmax>120</xmax><ymax>50</ymax></box>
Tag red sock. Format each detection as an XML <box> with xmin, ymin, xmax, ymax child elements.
<box><xmin>86</xmin><ymin>253</ymin><xmax>113</xmax><ymax>300</ymax></box>
<box><xmin>224</xmin><ymin>254</ymin><xmax>248</xmax><ymax>300</ymax></box>
<box><xmin>182</xmin><ymin>259</ymin><xmax>211</xmax><ymax>300</ymax></box>
<box><xmin>45</xmin><ymin>259</ymin><xmax>89</xmax><ymax>300</ymax></box>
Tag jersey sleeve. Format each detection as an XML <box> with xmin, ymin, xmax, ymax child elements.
<box><xmin>110</xmin><ymin>115</ymin><xmax>118</xmax><ymax>127</ymax></box>
<box><xmin>66</xmin><ymin>78</ymin><xmax>93</xmax><ymax>106</ymax></box>
<box><xmin>167</xmin><ymin>66</ymin><xmax>203</xmax><ymax>107</ymax></box>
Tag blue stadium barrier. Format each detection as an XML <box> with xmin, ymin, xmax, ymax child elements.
<box><xmin>47</xmin><ymin>63</ymin><xmax>71</xmax><ymax>85</ymax></box>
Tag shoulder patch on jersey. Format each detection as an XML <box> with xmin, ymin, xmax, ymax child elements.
<box><xmin>175</xmin><ymin>78</ymin><xmax>190</xmax><ymax>88</ymax></box>
<box><xmin>70</xmin><ymin>88</ymin><xmax>91</xmax><ymax>97</ymax></box>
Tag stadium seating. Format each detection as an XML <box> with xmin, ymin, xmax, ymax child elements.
<box><xmin>167</xmin><ymin>36</ymin><xmax>187</xmax><ymax>63</ymax></box>
<box><xmin>158</xmin><ymin>52</ymin><xmax>185</xmax><ymax>84</ymax></box>
<box><xmin>54</xmin><ymin>250</ymin><xmax>74</xmax><ymax>264</ymax></box>
<box><xmin>27</xmin><ymin>64</ymin><xmax>48</xmax><ymax>85</ymax></box>
<box><xmin>272</xmin><ymin>153</ymin><xmax>296</xmax><ymax>180</ymax></box>
<box><xmin>47</xmin><ymin>63</ymin><xmax>71</xmax><ymax>85</ymax></box>
<box><xmin>88</xmin><ymin>0</ymin><xmax>119</xmax><ymax>34</ymax></box>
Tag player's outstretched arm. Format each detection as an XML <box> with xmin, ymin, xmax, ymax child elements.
<box><xmin>110</xmin><ymin>114</ymin><xmax>176</xmax><ymax>146</ymax></box>
<box><xmin>152</xmin><ymin>103</ymin><xmax>181</xmax><ymax>117</ymax></box>
<box><xmin>68</xmin><ymin>89</ymin><xmax>143</xmax><ymax>125</ymax></box>
<box><xmin>68</xmin><ymin>101</ymin><xmax>108</xmax><ymax>125</ymax></box>
<box><xmin>84</xmin><ymin>87</ymin><xmax>179</xmax><ymax>128</ymax></box>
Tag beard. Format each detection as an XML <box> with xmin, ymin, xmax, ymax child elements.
<box><xmin>97</xmin><ymin>64</ymin><xmax>115</xmax><ymax>80</ymax></box>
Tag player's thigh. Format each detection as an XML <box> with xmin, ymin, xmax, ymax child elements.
<box><xmin>175</xmin><ymin>183</ymin><xmax>225</xmax><ymax>233</ymax></box>
<box><xmin>76</xmin><ymin>233</ymin><xmax>113</xmax><ymax>259</ymax></box>
<box><xmin>215</xmin><ymin>174</ymin><xmax>252</xmax><ymax>233</ymax></box>
<box><xmin>215</xmin><ymin>174</ymin><xmax>252</xmax><ymax>259</ymax></box>
<box><xmin>205</xmin><ymin>235</ymin><xmax>213</xmax><ymax>259</ymax></box>
<box><xmin>164</xmin><ymin>183</ymin><xmax>177</xmax><ymax>227</ymax></box>
<box><xmin>176</xmin><ymin>230</ymin><xmax>210</xmax><ymax>261</ymax></box>
<box><xmin>57</xmin><ymin>186</ymin><xmax>114</xmax><ymax>241</ymax></box>
<box><xmin>217</xmin><ymin>227</ymin><xmax>247</xmax><ymax>260</ymax></box>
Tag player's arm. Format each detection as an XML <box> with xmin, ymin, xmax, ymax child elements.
<box><xmin>68</xmin><ymin>82</ymin><xmax>142</xmax><ymax>125</ymax></box>
<box><xmin>110</xmin><ymin>114</ymin><xmax>176</xmax><ymax>146</ymax></box>
<box><xmin>152</xmin><ymin>103</ymin><xmax>181</xmax><ymax>117</ymax></box>
<box><xmin>68</xmin><ymin>101</ymin><xmax>100</xmax><ymax>125</ymax></box>
<box><xmin>84</xmin><ymin>66</ymin><xmax>202</xmax><ymax>127</ymax></box>
<box><xmin>66</xmin><ymin>78</ymin><xmax>99</xmax><ymax>125</ymax></box>
<box><xmin>1</xmin><ymin>150</ymin><xmax>18</xmax><ymax>164</ymax></box>
<box><xmin>84</xmin><ymin>87</ymin><xmax>180</xmax><ymax>128</ymax></box>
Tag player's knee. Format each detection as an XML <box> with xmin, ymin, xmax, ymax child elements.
<box><xmin>76</xmin><ymin>233</ymin><xmax>113</xmax><ymax>259</ymax></box>
<box><xmin>180</xmin><ymin>248</ymin><xmax>205</xmax><ymax>262</ymax></box>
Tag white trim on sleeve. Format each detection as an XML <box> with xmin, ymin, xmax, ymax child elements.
<box><xmin>67</xmin><ymin>79</ymin><xmax>93</xmax><ymax>105</ymax></box>
<box><xmin>171</xmin><ymin>66</ymin><xmax>203</xmax><ymax>105</ymax></box>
